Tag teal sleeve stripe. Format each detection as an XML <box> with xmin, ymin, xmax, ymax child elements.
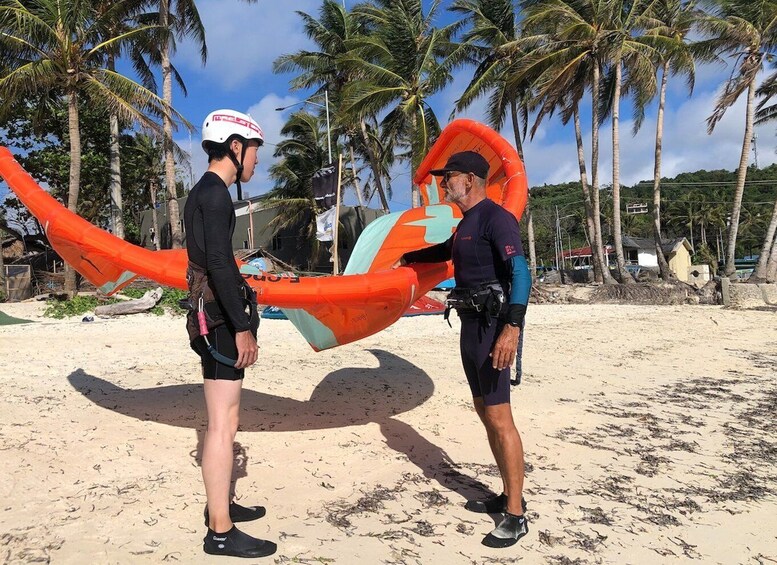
<box><xmin>510</xmin><ymin>255</ymin><xmax>531</xmax><ymax>305</ymax></box>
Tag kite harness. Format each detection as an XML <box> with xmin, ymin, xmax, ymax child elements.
<box><xmin>184</xmin><ymin>261</ymin><xmax>259</xmax><ymax>367</ymax></box>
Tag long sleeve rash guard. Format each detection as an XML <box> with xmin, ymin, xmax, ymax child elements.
<box><xmin>184</xmin><ymin>172</ymin><xmax>250</xmax><ymax>332</ymax></box>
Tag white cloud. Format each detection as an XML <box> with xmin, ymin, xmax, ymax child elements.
<box><xmin>174</xmin><ymin>0</ymin><xmax>320</xmax><ymax>90</ymax></box>
<box><xmin>520</xmin><ymin>85</ymin><xmax>776</xmax><ymax>188</ymax></box>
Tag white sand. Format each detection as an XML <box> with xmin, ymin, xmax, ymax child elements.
<box><xmin>0</xmin><ymin>301</ymin><xmax>775</xmax><ymax>564</ymax></box>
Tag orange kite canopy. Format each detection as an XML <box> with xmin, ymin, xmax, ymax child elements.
<box><xmin>0</xmin><ymin>119</ymin><xmax>528</xmax><ymax>350</ymax></box>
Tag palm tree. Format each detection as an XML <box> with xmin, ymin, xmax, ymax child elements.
<box><xmin>518</xmin><ymin>0</ymin><xmax>618</xmax><ymax>283</ymax></box>
<box><xmin>263</xmin><ymin>110</ymin><xmax>330</xmax><ymax>260</ymax></box>
<box><xmin>601</xmin><ymin>0</ymin><xmax>657</xmax><ymax>284</ymax></box>
<box><xmin>0</xmin><ymin>0</ymin><xmax>178</xmax><ymax>296</ymax></box>
<box><xmin>273</xmin><ymin>0</ymin><xmax>391</xmax><ymax>212</ymax></box>
<box><xmin>751</xmin><ymin>73</ymin><xmax>777</xmax><ymax>280</ymax></box>
<box><xmin>125</xmin><ymin>132</ymin><xmax>189</xmax><ymax>250</ymax></box>
<box><xmin>696</xmin><ymin>0</ymin><xmax>777</xmax><ymax>277</ymax></box>
<box><xmin>451</xmin><ymin>0</ymin><xmax>539</xmax><ymax>280</ymax></box>
<box><xmin>154</xmin><ymin>0</ymin><xmax>205</xmax><ymax>249</ymax></box>
<box><xmin>92</xmin><ymin>0</ymin><xmax>164</xmax><ymax>241</ymax></box>
<box><xmin>638</xmin><ymin>0</ymin><xmax>698</xmax><ymax>281</ymax></box>
<box><xmin>342</xmin><ymin>0</ymin><xmax>461</xmax><ymax>207</ymax></box>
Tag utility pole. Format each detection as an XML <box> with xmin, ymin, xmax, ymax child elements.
<box><xmin>752</xmin><ymin>133</ymin><xmax>759</xmax><ymax>169</ymax></box>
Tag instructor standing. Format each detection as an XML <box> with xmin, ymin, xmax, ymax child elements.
<box><xmin>394</xmin><ymin>151</ymin><xmax>531</xmax><ymax>548</ymax></box>
<box><xmin>184</xmin><ymin>109</ymin><xmax>276</xmax><ymax>558</ymax></box>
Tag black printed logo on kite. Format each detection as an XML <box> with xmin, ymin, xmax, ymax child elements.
<box><xmin>243</xmin><ymin>273</ymin><xmax>300</xmax><ymax>284</ymax></box>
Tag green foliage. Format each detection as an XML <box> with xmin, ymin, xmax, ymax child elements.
<box><xmin>120</xmin><ymin>286</ymin><xmax>188</xmax><ymax>316</ymax></box>
<box><xmin>43</xmin><ymin>296</ymin><xmax>107</xmax><ymax>319</ymax></box>
<box><xmin>42</xmin><ymin>287</ymin><xmax>187</xmax><ymax>318</ymax></box>
<box><xmin>528</xmin><ymin>165</ymin><xmax>777</xmax><ymax>265</ymax></box>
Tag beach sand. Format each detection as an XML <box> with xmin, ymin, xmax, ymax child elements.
<box><xmin>0</xmin><ymin>301</ymin><xmax>775</xmax><ymax>564</ymax></box>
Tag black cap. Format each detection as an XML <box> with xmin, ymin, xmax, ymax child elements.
<box><xmin>429</xmin><ymin>151</ymin><xmax>489</xmax><ymax>179</ymax></box>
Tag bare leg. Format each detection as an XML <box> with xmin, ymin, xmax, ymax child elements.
<box><xmin>482</xmin><ymin>403</ymin><xmax>525</xmax><ymax>515</ymax></box>
<box><xmin>473</xmin><ymin>397</ymin><xmax>507</xmax><ymax>496</ymax></box>
<box><xmin>202</xmin><ymin>378</ymin><xmax>242</xmax><ymax>532</ymax></box>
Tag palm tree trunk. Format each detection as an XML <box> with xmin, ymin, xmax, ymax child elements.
<box><xmin>349</xmin><ymin>144</ymin><xmax>365</xmax><ymax>206</ymax></box>
<box><xmin>359</xmin><ymin>119</ymin><xmax>389</xmax><ymax>212</ymax></box>
<box><xmin>510</xmin><ymin>101</ymin><xmax>536</xmax><ymax>279</ymax></box>
<box><xmin>751</xmin><ymin>196</ymin><xmax>777</xmax><ymax>281</ymax></box>
<box><xmin>109</xmin><ymin>113</ymin><xmax>124</xmax><ymax>238</ymax></box>
<box><xmin>64</xmin><ymin>91</ymin><xmax>82</xmax><ymax>297</ymax></box>
<box><xmin>724</xmin><ymin>77</ymin><xmax>756</xmax><ymax>277</ymax></box>
<box><xmin>160</xmin><ymin>0</ymin><xmax>183</xmax><ymax>249</ymax></box>
<box><xmin>0</xmin><ymin>226</ymin><xmax>5</xmax><ymax>300</ymax></box>
<box><xmin>611</xmin><ymin>61</ymin><xmax>632</xmax><ymax>283</ymax></box>
<box><xmin>108</xmin><ymin>56</ymin><xmax>125</xmax><ymax>239</ymax></box>
<box><xmin>590</xmin><ymin>65</ymin><xmax>616</xmax><ymax>284</ymax></box>
<box><xmin>653</xmin><ymin>61</ymin><xmax>673</xmax><ymax>280</ymax></box>
<box><xmin>766</xmin><ymin>233</ymin><xmax>777</xmax><ymax>282</ymax></box>
<box><xmin>573</xmin><ymin>109</ymin><xmax>602</xmax><ymax>283</ymax></box>
<box><xmin>410</xmin><ymin>112</ymin><xmax>420</xmax><ymax>208</ymax></box>
<box><xmin>150</xmin><ymin>178</ymin><xmax>161</xmax><ymax>251</ymax></box>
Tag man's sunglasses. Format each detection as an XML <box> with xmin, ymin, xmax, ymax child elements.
<box><xmin>440</xmin><ymin>171</ymin><xmax>468</xmax><ymax>183</ymax></box>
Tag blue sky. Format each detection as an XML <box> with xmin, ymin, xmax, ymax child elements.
<box><xmin>3</xmin><ymin>0</ymin><xmax>776</xmax><ymax>212</ymax></box>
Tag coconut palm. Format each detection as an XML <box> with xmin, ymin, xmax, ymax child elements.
<box><xmin>517</xmin><ymin>0</ymin><xmax>619</xmax><ymax>283</ymax></box>
<box><xmin>124</xmin><ymin>132</ymin><xmax>189</xmax><ymax>250</ymax></box>
<box><xmin>153</xmin><ymin>0</ymin><xmax>205</xmax><ymax>249</ymax></box>
<box><xmin>273</xmin><ymin>0</ymin><xmax>391</xmax><ymax>212</ymax></box>
<box><xmin>0</xmin><ymin>0</ymin><xmax>179</xmax><ymax>295</ymax></box>
<box><xmin>599</xmin><ymin>0</ymin><xmax>658</xmax><ymax>284</ymax></box>
<box><xmin>262</xmin><ymin>111</ymin><xmax>329</xmax><ymax>258</ymax></box>
<box><xmin>451</xmin><ymin>0</ymin><xmax>539</xmax><ymax>280</ymax></box>
<box><xmin>750</xmin><ymin>74</ymin><xmax>777</xmax><ymax>280</ymax></box>
<box><xmin>695</xmin><ymin>0</ymin><xmax>777</xmax><ymax>277</ymax></box>
<box><xmin>638</xmin><ymin>0</ymin><xmax>698</xmax><ymax>280</ymax></box>
<box><xmin>95</xmin><ymin>0</ymin><xmax>163</xmax><ymax>241</ymax></box>
<box><xmin>342</xmin><ymin>0</ymin><xmax>461</xmax><ymax>207</ymax></box>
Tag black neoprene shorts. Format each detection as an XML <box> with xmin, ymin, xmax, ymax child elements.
<box><xmin>191</xmin><ymin>324</ymin><xmax>244</xmax><ymax>381</ymax></box>
<box><xmin>459</xmin><ymin>314</ymin><xmax>511</xmax><ymax>405</ymax></box>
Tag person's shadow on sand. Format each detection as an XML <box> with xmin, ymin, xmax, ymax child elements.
<box><xmin>67</xmin><ymin>349</ymin><xmax>490</xmax><ymax>502</ymax></box>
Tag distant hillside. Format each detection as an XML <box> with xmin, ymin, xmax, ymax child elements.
<box><xmin>524</xmin><ymin>165</ymin><xmax>777</xmax><ymax>266</ymax></box>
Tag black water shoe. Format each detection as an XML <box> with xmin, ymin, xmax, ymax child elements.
<box><xmin>203</xmin><ymin>525</ymin><xmax>276</xmax><ymax>558</ymax></box>
<box><xmin>482</xmin><ymin>512</ymin><xmax>529</xmax><ymax>548</ymax></box>
<box><xmin>204</xmin><ymin>502</ymin><xmax>266</xmax><ymax>527</ymax></box>
<box><xmin>465</xmin><ymin>493</ymin><xmax>527</xmax><ymax>514</ymax></box>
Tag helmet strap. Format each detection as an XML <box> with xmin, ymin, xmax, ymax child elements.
<box><xmin>227</xmin><ymin>139</ymin><xmax>249</xmax><ymax>201</ymax></box>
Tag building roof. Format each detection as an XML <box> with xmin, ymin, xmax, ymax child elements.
<box><xmin>621</xmin><ymin>235</ymin><xmax>693</xmax><ymax>254</ymax></box>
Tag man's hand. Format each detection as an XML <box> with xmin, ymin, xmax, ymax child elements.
<box><xmin>234</xmin><ymin>330</ymin><xmax>258</xmax><ymax>369</ymax></box>
<box><xmin>391</xmin><ymin>256</ymin><xmax>407</xmax><ymax>269</ymax></box>
<box><xmin>489</xmin><ymin>325</ymin><xmax>520</xmax><ymax>371</ymax></box>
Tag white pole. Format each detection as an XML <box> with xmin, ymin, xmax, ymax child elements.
<box><xmin>325</xmin><ymin>89</ymin><xmax>332</xmax><ymax>163</ymax></box>
<box><xmin>332</xmin><ymin>154</ymin><xmax>343</xmax><ymax>274</ymax></box>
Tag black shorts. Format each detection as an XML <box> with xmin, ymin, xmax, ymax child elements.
<box><xmin>191</xmin><ymin>324</ymin><xmax>244</xmax><ymax>381</ymax></box>
<box><xmin>459</xmin><ymin>314</ymin><xmax>511</xmax><ymax>406</ymax></box>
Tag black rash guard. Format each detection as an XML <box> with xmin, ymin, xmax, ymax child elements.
<box><xmin>402</xmin><ymin>198</ymin><xmax>529</xmax><ymax>324</ymax></box>
<box><xmin>184</xmin><ymin>171</ymin><xmax>250</xmax><ymax>332</ymax></box>
<box><xmin>404</xmin><ymin>198</ymin><xmax>523</xmax><ymax>287</ymax></box>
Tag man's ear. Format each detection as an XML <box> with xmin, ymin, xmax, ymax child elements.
<box><xmin>230</xmin><ymin>138</ymin><xmax>242</xmax><ymax>155</ymax></box>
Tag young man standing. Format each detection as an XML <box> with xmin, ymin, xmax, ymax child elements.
<box><xmin>395</xmin><ymin>151</ymin><xmax>531</xmax><ymax>548</ymax></box>
<box><xmin>184</xmin><ymin>109</ymin><xmax>276</xmax><ymax>558</ymax></box>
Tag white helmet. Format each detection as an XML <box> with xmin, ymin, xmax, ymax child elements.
<box><xmin>201</xmin><ymin>109</ymin><xmax>264</xmax><ymax>151</ymax></box>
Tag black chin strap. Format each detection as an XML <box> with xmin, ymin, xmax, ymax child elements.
<box><xmin>228</xmin><ymin>142</ymin><xmax>249</xmax><ymax>201</ymax></box>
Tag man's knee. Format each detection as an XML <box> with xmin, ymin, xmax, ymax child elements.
<box><xmin>483</xmin><ymin>404</ymin><xmax>516</xmax><ymax>435</ymax></box>
<box><xmin>208</xmin><ymin>412</ymin><xmax>240</xmax><ymax>437</ymax></box>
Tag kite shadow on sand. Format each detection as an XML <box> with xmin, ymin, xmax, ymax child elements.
<box><xmin>67</xmin><ymin>349</ymin><xmax>491</xmax><ymax>502</ymax></box>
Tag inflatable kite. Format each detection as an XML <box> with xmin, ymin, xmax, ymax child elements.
<box><xmin>0</xmin><ymin>119</ymin><xmax>528</xmax><ymax>350</ymax></box>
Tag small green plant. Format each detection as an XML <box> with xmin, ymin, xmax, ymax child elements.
<box><xmin>43</xmin><ymin>295</ymin><xmax>108</xmax><ymax>318</ymax></box>
<box><xmin>119</xmin><ymin>286</ymin><xmax>188</xmax><ymax>316</ymax></box>
<box><xmin>158</xmin><ymin>287</ymin><xmax>188</xmax><ymax>315</ymax></box>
